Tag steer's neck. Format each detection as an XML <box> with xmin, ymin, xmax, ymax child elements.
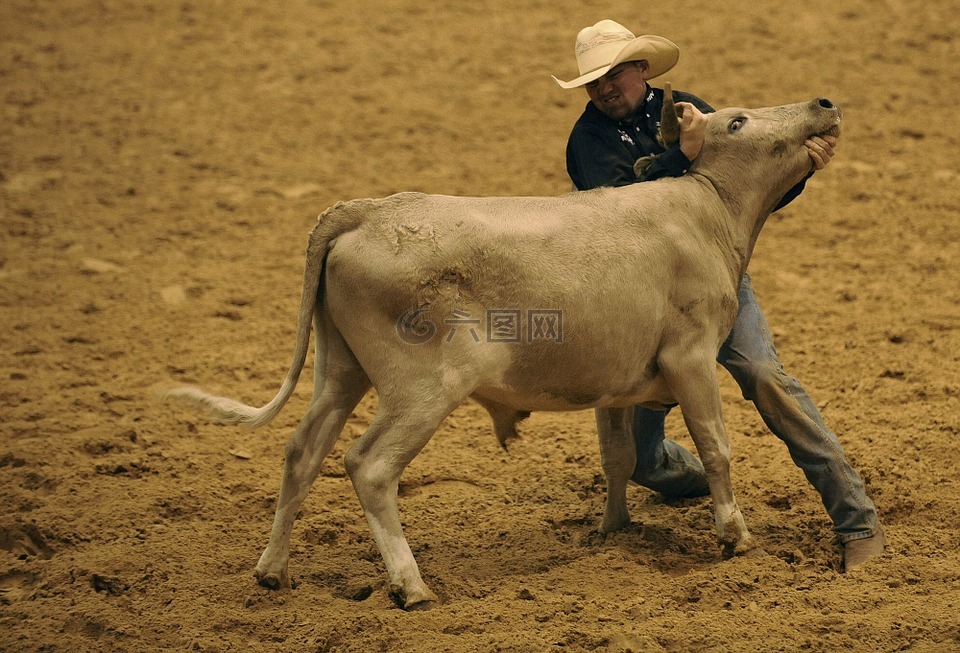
<box><xmin>688</xmin><ymin>170</ymin><xmax>801</xmax><ymax>285</ymax></box>
<box><xmin>682</xmin><ymin>173</ymin><xmax>754</xmax><ymax>285</ymax></box>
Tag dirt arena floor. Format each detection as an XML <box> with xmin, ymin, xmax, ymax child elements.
<box><xmin>2</xmin><ymin>1</ymin><xmax>959</xmax><ymax>651</ymax></box>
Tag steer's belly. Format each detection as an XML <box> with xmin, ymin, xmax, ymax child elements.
<box><xmin>472</xmin><ymin>365</ymin><xmax>677</xmax><ymax>413</ymax></box>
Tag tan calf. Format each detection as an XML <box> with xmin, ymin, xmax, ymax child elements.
<box><xmin>166</xmin><ymin>97</ymin><xmax>842</xmax><ymax>609</ymax></box>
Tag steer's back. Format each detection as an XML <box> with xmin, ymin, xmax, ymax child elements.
<box><xmin>321</xmin><ymin>186</ymin><xmax>736</xmax><ymax>410</ymax></box>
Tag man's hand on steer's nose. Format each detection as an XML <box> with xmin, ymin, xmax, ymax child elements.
<box><xmin>805</xmin><ymin>134</ymin><xmax>838</xmax><ymax>171</ymax></box>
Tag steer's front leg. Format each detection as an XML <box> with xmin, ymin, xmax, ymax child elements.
<box><xmin>660</xmin><ymin>346</ymin><xmax>755</xmax><ymax>556</ymax></box>
<box><xmin>595</xmin><ymin>406</ymin><xmax>637</xmax><ymax>533</ymax></box>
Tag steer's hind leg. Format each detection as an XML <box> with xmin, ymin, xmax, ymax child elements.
<box><xmin>661</xmin><ymin>347</ymin><xmax>755</xmax><ymax>556</ymax></box>
<box><xmin>255</xmin><ymin>324</ymin><xmax>371</xmax><ymax>590</ymax></box>
<box><xmin>595</xmin><ymin>406</ymin><xmax>637</xmax><ymax>533</ymax></box>
<box><xmin>344</xmin><ymin>394</ymin><xmax>459</xmax><ymax>610</ymax></box>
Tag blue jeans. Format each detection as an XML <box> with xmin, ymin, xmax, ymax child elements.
<box><xmin>632</xmin><ymin>274</ymin><xmax>879</xmax><ymax>543</ymax></box>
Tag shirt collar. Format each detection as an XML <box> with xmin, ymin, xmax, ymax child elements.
<box><xmin>619</xmin><ymin>84</ymin><xmax>655</xmax><ymax>128</ymax></box>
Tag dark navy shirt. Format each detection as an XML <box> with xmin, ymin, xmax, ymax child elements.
<box><xmin>565</xmin><ymin>84</ymin><xmax>806</xmax><ymax>207</ymax></box>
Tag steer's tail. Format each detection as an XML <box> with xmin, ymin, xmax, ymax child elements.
<box><xmin>163</xmin><ymin>201</ymin><xmax>363</xmax><ymax>429</ymax></box>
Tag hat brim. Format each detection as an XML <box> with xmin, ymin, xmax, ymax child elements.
<box><xmin>552</xmin><ymin>35</ymin><xmax>680</xmax><ymax>89</ymax></box>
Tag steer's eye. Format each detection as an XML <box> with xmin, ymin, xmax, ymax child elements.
<box><xmin>728</xmin><ymin>117</ymin><xmax>747</xmax><ymax>133</ymax></box>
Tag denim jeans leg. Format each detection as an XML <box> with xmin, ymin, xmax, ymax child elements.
<box><xmin>631</xmin><ymin>406</ymin><xmax>710</xmax><ymax>498</ymax></box>
<box><xmin>718</xmin><ymin>275</ymin><xmax>878</xmax><ymax>542</ymax></box>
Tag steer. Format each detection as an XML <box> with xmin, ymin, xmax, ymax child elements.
<box><xmin>165</xmin><ymin>97</ymin><xmax>842</xmax><ymax>609</ymax></box>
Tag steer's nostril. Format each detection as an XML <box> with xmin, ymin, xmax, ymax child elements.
<box><xmin>818</xmin><ymin>98</ymin><xmax>834</xmax><ymax>109</ymax></box>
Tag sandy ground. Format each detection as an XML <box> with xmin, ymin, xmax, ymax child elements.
<box><xmin>2</xmin><ymin>0</ymin><xmax>959</xmax><ymax>651</ymax></box>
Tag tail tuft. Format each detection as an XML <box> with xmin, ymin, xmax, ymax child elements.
<box><xmin>162</xmin><ymin>385</ymin><xmax>273</xmax><ymax>429</ymax></box>
<box><xmin>161</xmin><ymin>201</ymin><xmax>363</xmax><ymax>434</ymax></box>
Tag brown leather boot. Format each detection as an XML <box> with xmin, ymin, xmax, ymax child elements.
<box><xmin>843</xmin><ymin>526</ymin><xmax>885</xmax><ymax>572</ymax></box>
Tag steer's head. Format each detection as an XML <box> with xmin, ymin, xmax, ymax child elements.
<box><xmin>691</xmin><ymin>98</ymin><xmax>842</xmax><ymax>215</ymax></box>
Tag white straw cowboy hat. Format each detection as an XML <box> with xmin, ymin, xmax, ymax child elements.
<box><xmin>552</xmin><ymin>19</ymin><xmax>680</xmax><ymax>89</ymax></box>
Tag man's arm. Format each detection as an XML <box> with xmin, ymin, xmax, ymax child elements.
<box><xmin>638</xmin><ymin>146</ymin><xmax>692</xmax><ymax>182</ymax></box>
<box><xmin>566</xmin><ymin>128</ymin><xmax>638</xmax><ymax>190</ymax></box>
<box><xmin>640</xmin><ymin>101</ymin><xmax>711</xmax><ymax>181</ymax></box>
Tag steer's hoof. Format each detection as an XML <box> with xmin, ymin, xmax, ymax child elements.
<box><xmin>721</xmin><ymin>535</ymin><xmax>758</xmax><ymax>560</ymax></box>
<box><xmin>598</xmin><ymin>515</ymin><xmax>631</xmax><ymax>535</ymax></box>
<box><xmin>404</xmin><ymin>597</ymin><xmax>436</xmax><ymax>611</ymax></box>
<box><xmin>254</xmin><ymin>568</ymin><xmax>292</xmax><ymax>591</ymax></box>
<box><xmin>389</xmin><ymin>583</ymin><xmax>438</xmax><ymax>611</ymax></box>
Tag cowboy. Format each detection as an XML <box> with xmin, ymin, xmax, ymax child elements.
<box><xmin>553</xmin><ymin>19</ymin><xmax>884</xmax><ymax>571</ymax></box>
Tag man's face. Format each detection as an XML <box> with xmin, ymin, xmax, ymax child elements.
<box><xmin>585</xmin><ymin>61</ymin><xmax>650</xmax><ymax>121</ymax></box>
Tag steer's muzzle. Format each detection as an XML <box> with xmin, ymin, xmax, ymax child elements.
<box><xmin>809</xmin><ymin>97</ymin><xmax>842</xmax><ymax>138</ymax></box>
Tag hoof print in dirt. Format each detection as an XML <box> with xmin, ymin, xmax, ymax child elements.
<box><xmin>0</xmin><ymin>523</ymin><xmax>54</xmax><ymax>560</ymax></box>
<box><xmin>91</xmin><ymin>574</ymin><xmax>128</xmax><ymax>596</ymax></box>
<box><xmin>335</xmin><ymin>583</ymin><xmax>374</xmax><ymax>602</ymax></box>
